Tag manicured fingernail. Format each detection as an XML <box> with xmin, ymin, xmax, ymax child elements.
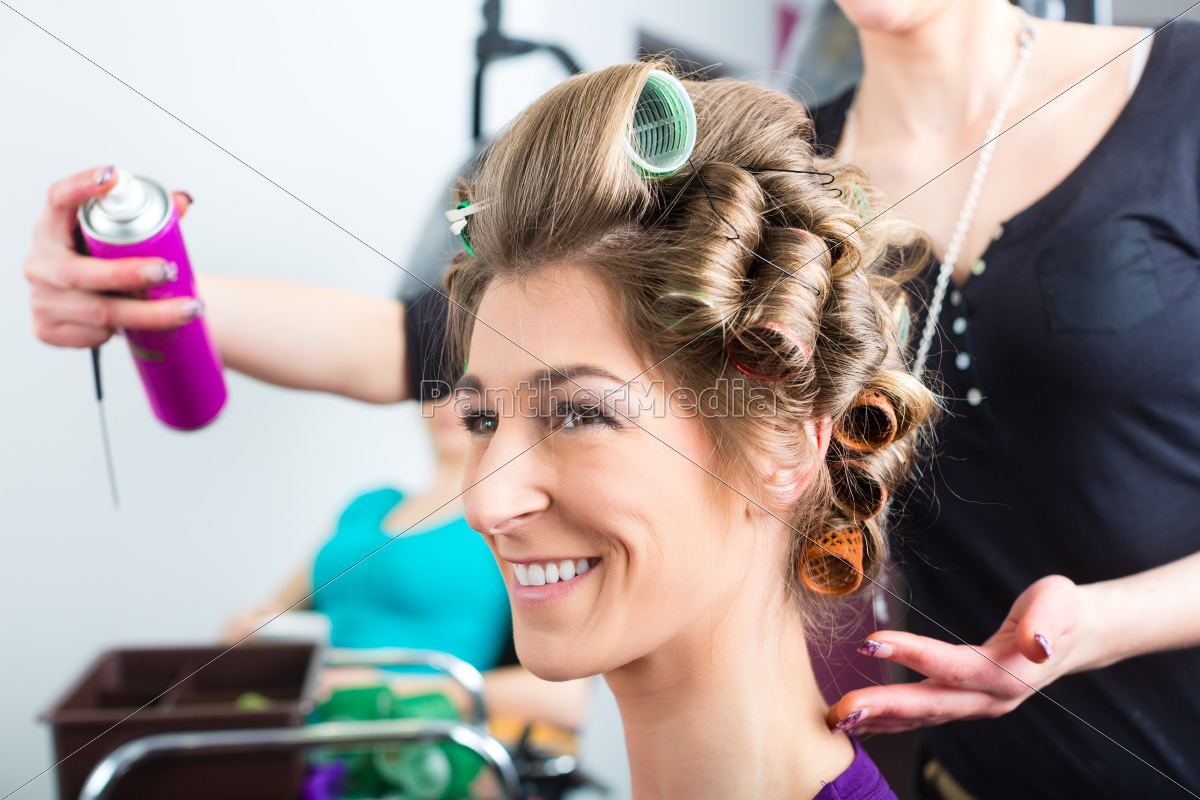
<box><xmin>834</xmin><ymin>708</ymin><xmax>868</xmax><ymax>732</ymax></box>
<box><xmin>1034</xmin><ymin>633</ymin><xmax>1052</xmax><ymax>661</ymax></box>
<box><xmin>859</xmin><ymin>639</ymin><xmax>894</xmax><ymax>658</ymax></box>
<box><xmin>181</xmin><ymin>298</ymin><xmax>205</xmax><ymax>321</ymax></box>
<box><xmin>93</xmin><ymin>166</ymin><xmax>115</xmax><ymax>185</ymax></box>
<box><xmin>143</xmin><ymin>261</ymin><xmax>178</xmax><ymax>284</ymax></box>
<box><xmin>180</xmin><ymin>191</ymin><xmax>194</xmax><ymax>205</ymax></box>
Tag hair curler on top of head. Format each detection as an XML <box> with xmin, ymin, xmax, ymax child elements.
<box><xmin>624</xmin><ymin>70</ymin><xmax>697</xmax><ymax>176</ymax></box>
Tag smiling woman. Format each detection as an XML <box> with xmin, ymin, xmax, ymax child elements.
<box><xmin>441</xmin><ymin>62</ymin><xmax>936</xmax><ymax>799</ymax></box>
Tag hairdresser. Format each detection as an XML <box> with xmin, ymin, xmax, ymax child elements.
<box><xmin>810</xmin><ymin>3</ymin><xmax>1200</xmax><ymax>799</ymax></box>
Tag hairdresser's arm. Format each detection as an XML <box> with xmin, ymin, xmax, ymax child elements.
<box><xmin>197</xmin><ymin>274</ymin><xmax>404</xmax><ymax>404</ymax></box>
<box><xmin>24</xmin><ymin>168</ymin><xmax>410</xmax><ymax>404</ymax></box>
<box><xmin>826</xmin><ymin>551</ymin><xmax>1200</xmax><ymax>734</ymax></box>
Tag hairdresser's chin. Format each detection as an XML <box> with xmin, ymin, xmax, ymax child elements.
<box><xmin>834</xmin><ymin>0</ymin><xmax>955</xmax><ymax>32</ymax></box>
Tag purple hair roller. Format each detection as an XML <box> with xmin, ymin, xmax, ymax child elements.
<box><xmin>79</xmin><ymin>169</ymin><xmax>227</xmax><ymax>430</ymax></box>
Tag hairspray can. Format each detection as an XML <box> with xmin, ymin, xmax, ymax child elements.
<box><xmin>79</xmin><ymin>169</ymin><xmax>227</xmax><ymax>430</ymax></box>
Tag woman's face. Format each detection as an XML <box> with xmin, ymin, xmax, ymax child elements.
<box><xmin>457</xmin><ymin>265</ymin><xmax>764</xmax><ymax>681</ymax></box>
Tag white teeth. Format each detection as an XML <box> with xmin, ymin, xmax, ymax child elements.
<box><xmin>511</xmin><ymin>558</ymin><xmax>596</xmax><ymax>586</ymax></box>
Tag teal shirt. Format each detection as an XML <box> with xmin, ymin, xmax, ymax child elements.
<box><xmin>311</xmin><ymin>488</ymin><xmax>512</xmax><ymax>672</ymax></box>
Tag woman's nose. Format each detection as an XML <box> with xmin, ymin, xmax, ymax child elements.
<box><xmin>462</xmin><ymin>426</ymin><xmax>551</xmax><ymax>536</ymax></box>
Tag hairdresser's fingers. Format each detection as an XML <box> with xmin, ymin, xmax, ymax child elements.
<box><xmin>37</xmin><ymin>167</ymin><xmax>117</xmax><ymax>243</ymax></box>
<box><xmin>31</xmin><ymin>320</ymin><xmax>115</xmax><ymax>350</ymax></box>
<box><xmin>172</xmin><ymin>191</ymin><xmax>192</xmax><ymax>219</ymax></box>
<box><xmin>827</xmin><ymin>681</ymin><xmax>1003</xmax><ymax>734</ymax></box>
<box><xmin>25</xmin><ymin>252</ymin><xmax>179</xmax><ymax>293</ymax></box>
<box><xmin>857</xmin><ymin>631</ymin><xmax>994</xmax><ymax>686</ymax></box>
<box><xmin>859</xmin><ymin>630</ymin><xmax>1038</xmax><ymax>698</ymax></box>
<box><xmin>31</xmin><ymin>287</ymin><xmax>203</xmax><ymax>339</ymax></box>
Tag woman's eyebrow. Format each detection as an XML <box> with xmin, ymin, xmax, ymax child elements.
<box><xmin>453</xmin><ymin>374</ymin><xmax>483</xmax><ymax>395</ymax></box>
<box><xmin>539</xmin><ymin>364</ymin><xmax>626</xmax><ymax>387</ymax></box>
<box><xmin>453</xmin><ymin>365</ymin><xmax>627</xmax><ymax>394</ymax></box>
<box><xmin>451</xmin><ymin>367</ymin><xmax>628</xmax><ymax>402</ymax></box>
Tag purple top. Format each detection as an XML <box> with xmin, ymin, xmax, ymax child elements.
<box><xmin>813</xmin><ymin>736</ymin><xmax>896</xmax><ymax>800</ymax></box>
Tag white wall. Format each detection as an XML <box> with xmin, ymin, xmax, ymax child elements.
<box><xmin>0</xmin><ymin>2</ymin><xmax>777</xmax><ymax>798</ymax></box>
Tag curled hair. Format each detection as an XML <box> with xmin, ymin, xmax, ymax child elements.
<box><xmin>446</xmin><ymin>62</ymin><xmax>937</xmax><ymax>619</ymax></box>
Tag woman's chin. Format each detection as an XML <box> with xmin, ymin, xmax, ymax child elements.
<box><xmin>514</xmin><ymin>630</ymin><xmax>616</xmax><ymax>682</ymax></box>
<box><xmin>515</xmin><ymin>646</ymin><xmax>595</xmax><ymax>682</ymax></box>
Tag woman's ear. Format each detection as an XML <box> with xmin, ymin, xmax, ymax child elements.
<box><xmin>806</xmin><ymin>415</ymin><xmax>834</xmax><ymax>462</ymax></box>
<box><xmin>754</xmin><ymin>415</ymin><xmax>833</xmax><ymax>515</ymax></box>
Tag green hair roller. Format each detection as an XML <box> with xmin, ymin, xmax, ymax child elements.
<box><xmin>624</xmin><ymin>70</ymin><xmax>697</xmax><ymax>177</ymax></box>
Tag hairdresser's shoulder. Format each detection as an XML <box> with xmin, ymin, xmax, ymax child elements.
<box><xmin>1158</xmin><ymin>19</ymin><xmax>1200</xmax><ymax>73</ymax></box>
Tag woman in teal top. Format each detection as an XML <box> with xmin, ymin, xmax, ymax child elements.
<box><xmin>310</xmin><ymin>486</ymin><xmax>511</xmax><ymax>672</ymax></box>
<box><xmin>222</xmin><ymin>399</ymin><xmax>590</xmax><ymax>731</ymax></box>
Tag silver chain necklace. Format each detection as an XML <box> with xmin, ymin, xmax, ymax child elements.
<box><xmin>840</xmin><ymin>10</ymin><xmax>1037</xmax><ymax>379</ymax></box>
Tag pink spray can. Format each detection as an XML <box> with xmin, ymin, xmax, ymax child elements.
<box><xmin>79</xmin><ymin>169</ymin><xmax>227</xmax><ymax>430</ymax></box>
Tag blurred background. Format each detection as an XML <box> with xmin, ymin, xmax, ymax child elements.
<box><xmin>0</xmin><ymin>1</ymin><xmax>1194</xmax><ymax>798</ymax></box>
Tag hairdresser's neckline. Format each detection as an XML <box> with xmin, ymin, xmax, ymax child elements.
<box><xmin>955</xmin><ymin>25</ymin><xmax>1167</xmax><ymax>291</ymax></box>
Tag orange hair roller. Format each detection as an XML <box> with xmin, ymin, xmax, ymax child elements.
<box><xmin>798</xmin><ymin>525</ymin><xmax>865</xmax><ymax>597</ymax></box>
<box><xmin>829</xmin><ymin>459</ymin><xmax>889</xmax><ymax>521</ymax></box>
<box><xmin>834</xmin><ymin>388</ymin><xmax>898</xmax><ymax>453</ymax></box>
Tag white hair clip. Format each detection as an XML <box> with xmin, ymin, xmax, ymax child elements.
<box><xmin>445</xmin><ymin>200</ymin><xmax>488</xmax><ymax>256</ymax></box>
<box><xmin>445</xmin><ymin>201</ymin><xmax>488</xmax><ymax>236</ymax></box>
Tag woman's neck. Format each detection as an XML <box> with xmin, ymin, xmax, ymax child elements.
<box><xmin>855</xmin><ymin>0</ymin><xmax>1026</xmax><ymax>140</ymax></box>
<box><xmin>605</xmin><ymin>584</ymin><xmax>854</xmax><ymax>799</ymax></box>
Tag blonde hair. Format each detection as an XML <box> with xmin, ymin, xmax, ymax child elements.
<box><xmin>446</xmin><ymin>61</ymin><xmax>937</xmax><ymax>617</ymax></box>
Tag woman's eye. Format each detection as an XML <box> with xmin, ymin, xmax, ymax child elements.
<box><xmin>556</xmin><ymin>403</ymin><xmax>607</xmax><ymax>430</ymax></box>
<box><xmin>461</xmin><ymin>412</ymin><xmax>498</xmax><ymax>435</ymax></box>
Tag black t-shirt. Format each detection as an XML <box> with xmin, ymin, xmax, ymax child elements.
<box><xmin>404</xmin><ymin>287</ymin><xmax>454</xmax><ymax>401</ymax></box>
<box><xmin>813</xmin><ymin>22</ymin><xmax>1200</xmax><ymax>800</ymax></box>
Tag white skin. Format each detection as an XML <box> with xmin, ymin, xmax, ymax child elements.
<box><xmin>824</xmin><ymin>0</ymin><xmax>1200</xmax><ymax>734</ymax></box>
<box><xmin>458</xmin><ymin>264</ymin><xmax>850</xmax><ymax>800</ymax></box>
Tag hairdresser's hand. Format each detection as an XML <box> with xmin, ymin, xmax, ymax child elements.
<box><xmin>826</xmin><ymin>575</ymin><xmax>1102</xmax><ymax>734</ymax></box>
<box><xmin>24</xmin><ymin>166</ymin><xmax>199</xmax><ymax>348</ymax></box>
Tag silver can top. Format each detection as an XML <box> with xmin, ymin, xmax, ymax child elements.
<box><xmin>79</xmin><ymin>171</ymin><xmax>172</xmax><ymax>245</ymax></box>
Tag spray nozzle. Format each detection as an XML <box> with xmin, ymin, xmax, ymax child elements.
<box><xmin>97</xmin><ymin>169</ymin><xmax>149</xmax><ymax>221</ymax></box>
<box><xmin>624</xmin><ymin>70</ymin><xmax>697</xmax><ymax>177</ymax></box>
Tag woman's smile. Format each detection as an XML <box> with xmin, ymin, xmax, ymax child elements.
<box><xmin>503</xmin><ymin>556</ymin><xmax>603</xmax><ymax>606</ymax></box>
<box><xmin>508</xmin><ymin>556</ymin><xmax>598</xmax><ymax>586</ymax></box>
